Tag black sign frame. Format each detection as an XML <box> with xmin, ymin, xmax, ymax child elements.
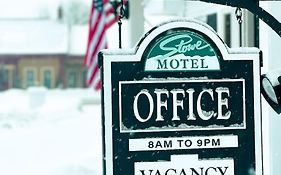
<box><xmin>99</xmin><ymin>20</ymin><xmax>263</xmax><ymax>175</ymax></box>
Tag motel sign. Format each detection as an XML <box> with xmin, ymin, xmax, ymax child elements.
<box><xmin>99</xmin><ymin>20</ymin><xmax>263</xmax><ymax>175</ymax></box>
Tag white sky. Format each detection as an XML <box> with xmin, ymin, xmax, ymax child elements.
<box><xmin>0</xmin><ymin>0</ymin><xmax>91</xmax><ymax>19</ymax></box>
<box><xmin>0</xmin><ymin>0</ymin><xmax>49</xmax><ymax>18</ymax></box>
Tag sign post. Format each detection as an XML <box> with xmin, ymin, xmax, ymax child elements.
<box><xmin>99</xmin><ymin>20</ymin><xmax>263</xmax><ymax>175</ymax></box>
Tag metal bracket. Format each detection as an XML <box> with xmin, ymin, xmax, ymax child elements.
<box><xmin>200</xmin><ymin>0</ymin><xmax>281</xmax><ymax>40</ymax></box>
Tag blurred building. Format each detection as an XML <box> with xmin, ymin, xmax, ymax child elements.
<box><xmin>0</xmin><ymin>0</ymin><xmax>255</xmax><ymax>90</ymax></box>
<box><xmin>0</xmin><ymin>0</ymin><xmax>90</xmax><ymax>90</ymax></box>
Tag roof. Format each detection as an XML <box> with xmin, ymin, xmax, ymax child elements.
<box><xmin>0</xmin><ymin>20</ymin><xmax>68</xmax><ymax>54</ymax></box>
<box><xmin>0</xmin><ymin>0</ymin><xmax>89</xmax><ymax>56</ymax></box>
<box><xmin>0</xmin><ymin>20</ymin><xmax>88</xmax><ymax>55</ymax></box>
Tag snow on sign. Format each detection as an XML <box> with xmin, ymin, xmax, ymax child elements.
<box><xmin>99</xmin><ymin>20</ymin><xmax>263</xmax><ymax>175</ymax></box>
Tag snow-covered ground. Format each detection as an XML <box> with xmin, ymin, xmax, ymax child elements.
<box><xmin>0</xmin><ymin>88</ymin><xmax>102</xmax><ymax>175</ymax></box>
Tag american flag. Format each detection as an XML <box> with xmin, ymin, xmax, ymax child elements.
<box><xmin>84</xmin><ymin>0</ymin><xmax>118</xmax><ymax>90</ymax></box>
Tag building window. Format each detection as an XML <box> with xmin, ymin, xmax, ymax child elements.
<box><xmin>43</xmin><ymin>69</ymin><xmax>52</xmax><ymax>88</ymax></box>
<box><xmin>58</xmin><ymin>5</ymin><xmax>63</xmax><ymax>21</ymax></box>
<box><xmin>0</xmin><ymin>68</ymin><xmax>8</xmax><ymax>90</ymax></box>
<box><xmin>207</xmin><ymin>13</ymin><xmax>217</xmax><ymax>32</ymax></box>
<box><xmin>224</xmin><ymin>13</ymin><xmax>231</xmax><ymax>47</ymax></box>
<box><xmin>26</xmin><ymin>69</ymin><xmax>35</xmax><ymax>87</ymax></box>
<box><xmin>67</xmin><ymin>71</ymin><xmax>77</xmax><ymax>88</ymax></box>
<box><xmin>83</xmin><ymin>70</ymin><xmax>87</xmax><ymax>88</ymax></box>
<box><xmin>13</xmin><ymin>69</ymin><xmax>20</xmax><ymax>88</ymax></box>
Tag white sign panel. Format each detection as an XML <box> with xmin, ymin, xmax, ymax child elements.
<box><xmin>129</xmin><ymin>135</ymin><xmax>238</xmax><ymax>151</ymax></box>
<box><xmin>135</xmin><ymin>154</ymin><xmax>234</xmax><ymax>175</ymax></box>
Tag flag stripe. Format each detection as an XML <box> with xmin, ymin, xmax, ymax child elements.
<box><xmin>86</xmin><ymin>13</ymin><xmax>106</xmax><ymax>66</ymax></box>
<box><xmin>84</xmin><ymin>0</ymin><xmax>121</xmax><ymax>90</ymax></box>
<box><xmin>90</xmin><ymin>10</ymin><xmax>99</xmax><ymax>29</ymax></box>
<box><xmin>87</xmin><ymin>37</ymin><xmax>106</xmax><ymax>81</ymax></box>
<box><xmin>85</xmin><ymin>11</ymin><xmax>101</xmax><ymax>65</ymax></box>
<box><xmin>89</xmin><ymin>70</ymin><xmax>101</xmax><ymax>90</ymax></box>
<box><xmin>88</xmin><ymin>20</ymin><xmax>107</xmax><ymax>67</ymax></box>
<box><xmin>95</xmin><ymin>80</ymin><xmax>101</xmax><ymax>90</ymax></box>
<box><xmin>87</xmin><ymin>35</ymin><xmax>107</xmax><ymax>89</ymax></box>
<box><xmin>106</xmin><ymin>13</ymin><xmax>117</xmax><ymax>28</ymax></box>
